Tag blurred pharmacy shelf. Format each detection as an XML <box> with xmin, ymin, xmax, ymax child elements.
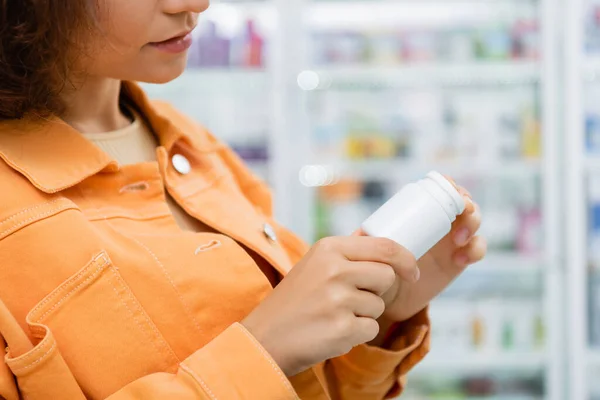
<box><xmin>472</xmin><ymin>252</ymin><xmax>544</xmax><ymax>273</ymax></box>
<box><xmin>286</xmin><ymin>0</ymin><xmax>563</xmax><ymax>398</ymax></box>
<box><xmin>413</xmin><ymin>353</ymin><xmax>546</xmax><ymax>375</ymax></box>
<box><xmin>325</xmin><ymin>159</ymin><xmax>542</xmax><ymax>182</ymax></box>
<box><xmin>309</xmin><ymin>62</ymin><xmax>539</xmax><ymax>89</ymax></box>
<box><xmin>308</xmin><ymin>1</ymin><xmax>538</xmax><ymax>29</ymax></box>
<box><xmin>314</xmin><ymin>0</ymin><xmax>538</xmax><ymax>3</ymax></box>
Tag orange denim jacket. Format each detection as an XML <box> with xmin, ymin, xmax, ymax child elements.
<box><xmin>0</xmin><ymin>82</ymin><xmax>430</xmax><ymax>400</ymax></box>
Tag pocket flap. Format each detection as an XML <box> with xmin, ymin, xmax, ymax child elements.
<box><xmin>5</xmin><ymin>324</ymin><xmax>86</xmax><ymax>400</ymax></box>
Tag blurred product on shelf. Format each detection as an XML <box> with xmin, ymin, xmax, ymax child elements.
<box><xmin>516</xmin><ymin>179</ymin><xmax>543</xmax><ymax>255</ymax></box>
<box><xmin>370</xmin><ymin>32</ymin><xmax>404</xmax><ymax>64</ymax></box>
<box><xmin>315</xmin><ymin>178</ymin><xmax>388</xmax><ymax>239</ymax></box>
<box><xmin>474</xmin><ymin>26</ymin><xmax>512</xmax><ymax>61</ymax></box>
<box><xmin>476</xmin><ymin>176</ymin><xmax>542</xmax><ymax>254</ymax></box>
<box><xmin>512</xmin><ymin>19</ymin><xmax>541</xmax><ymax>60</ymax></box>
<box><xmin>311</xmin><ymin>20</ymin><xmax>539</xmax><ymax>66</ymax></box>
<box><xmin>188</xmin><ymin>19</ymin><xmax>265</xmax><ymax>68</ymax></box>
<box><xmin>230</xmin><ymin>139</ymin><xmax>269</xmax><ymax>162</ymax></box>
<box><xmin>588</xmin><ymin>173</ymin><xmax>600</xmax><ymax>349</ymax></box>
<box><xmin>589</xmin><ymin>269</ymin><xmax>600</xmax><ymax>347</ymax></box>
<box><xmin>311</xmin><ymin>88</ymin><xmax>541</xmax><ymax>163</ymax></box>
<box><xmin>402</xmin><ymin>30</ymin><xmax>437</xmax><ymax>63</ymax></box>
<box><xmin>403</xmin><ymin>374</ymin><xmax>543</xmax><ymax>399</ymax></box>
<box><xmin>230</xmin><ymin>20</ymin><xmax>264</xmax><ymax>68</ymax></box>
<box><xmin>343</xmin><ymin>111</ymin><xmax>407</xmax><ymax>159</ymax></box>
<box><xmin>588</xmin><ymin>174</ymin><xmax>600</xmax><ymax>267</ymax></box>
<box><xmin>429</xmin><ymin>299</ymin><xmax>544</xmax><ymax>356</ymax></box>
<box><xmin>521</xmin><ymin>107</ymin><xmax>542</xmax><ymax>159</ymax></box>
<box><xmin>586</xmin><ymin>85</ymin><xmax>600</xmax><ymax>153</ymax></box>
<box><xmin>586</xmin><ymin>1</ymin><xmax>600</xmax><ymax>54</ymax></box>
<box><xmin>587</xmin><ymin>113</ymin><xmax>600</xmax><ymax>153</ymax></box>
<box><xmin>189</xmin><ymin>21</ymin><xmax>230</xmax><ymax>67</ymax></box>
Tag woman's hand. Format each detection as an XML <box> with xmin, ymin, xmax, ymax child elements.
<box><xmin>241</xmin><ymin>235</ymin><xmax>419</xmax><ymax>377</ymax></box>
<box><xmin>377</xmin><ymin>184</ymin><xmax>487</xmax><ymax>323</ymax></box>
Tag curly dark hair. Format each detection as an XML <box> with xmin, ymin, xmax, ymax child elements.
<box><xmin>0</xmin><ymin>1</ymin><xmax>97</xmax><ymax>120</ymax></box>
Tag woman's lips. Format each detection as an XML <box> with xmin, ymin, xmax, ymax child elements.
<box><xmin>149</xmin><ymin>32</ymin><xmax>193</xmax><ymax>54</ymax></box>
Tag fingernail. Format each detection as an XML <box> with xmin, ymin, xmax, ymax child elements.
<box><xmin>413</xmin><ymin>267</ymin><xmax>421</xmax><ymax>282</ymax></box>
<box><xmin>454</xmin><ymin>228</ymin><xmax>470</xmax><ymax>246</ymax></box>
<box><xmin>464</xmin><ymin>197</ymin><xmax>476</xmax><ymax>213</ymax></box>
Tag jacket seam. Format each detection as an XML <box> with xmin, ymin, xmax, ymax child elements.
<box><xmin>0</xmin><ymin>202</ymin><xmax>77</xmax><ymax>240</ymax></box>
<box><xmin>236</xmin><ymin>324</ymin><xmax>299</xmax><ymax>399</ymax></box>
<box><xmin>28</xmin><ymin>252</ymin><xmax>110</xmax><ymax>323</ymax></box>
<box><xmin>0</xmin><ymin>198</ymin><xmax>65</xmax><ymax>229</ymax></box>
<box><xmin>128</xmin><ymin>236</ymin><xmax>203</xmax><ymax>335</ymax></box>
<box><xmin>8</xmin><ymin>341</ymin><xmax>56</xmax><ymax>374</ymax></box>
<box><xmin>84</xmin><ymin>211</ymin><xmax>172</xmax><ymax>223</ymax></box>
<box><xmin>179</xmin><ymin>363</ymin><xmax>218</xmax><ymax>400</ymax></box>
<box><xmin>5</xmin><ymin>326</ymin><xmax>51</xmax><ymax>367</ymax></box>
<box><xmin>0</xmin><ymin>151</ymin><xmax>111</xmax><ymax>194</ymax></box>
<box><xmin>34</xmin><ymin>258</ymin><xmax>111</xmax><ymax>323</ymax></box>
<box><xmin>102</xmin><ymin>219</ymin><xmax>204</xmax><ymax>339</ymax></box>
<box><xmin>107</xmin><ymin>267</ymin><xmax>180</xmax><ymax>366</ymax></box>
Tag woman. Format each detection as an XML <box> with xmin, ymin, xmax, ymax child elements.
<box><xmin>0</xmin><ymin>1</ymin><xmax>486</xmax><ymax>399</ymax></box>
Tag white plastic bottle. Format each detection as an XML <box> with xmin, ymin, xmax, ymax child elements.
<box><xmin>360</xmin><ymin>171</ymin><xmax>466</xmax><ymax>260</ymax></box>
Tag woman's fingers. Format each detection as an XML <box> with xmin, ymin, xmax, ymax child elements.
<box><xmin>452</xmin><ymin>201</ymin><xmax>482</xmax><ymax>247</ymax></box>
<box><xmin>453</xmin><ymin>235</ymin><xmax>487</xmax><ymax>267</ymax></box>
<box><xmin>350</xmin><ymin>290</ymin><xmax>387</xmax><ymax>319</ymax></box>
<box><xmin>320</xmin><ymin>236</ymin><xmax>419</xmax><ymax>283</ymax></box>
<box><xmin>349</xmin><ymin>262</ymin><xmax>397</xmax><ymax>295</ymax></box>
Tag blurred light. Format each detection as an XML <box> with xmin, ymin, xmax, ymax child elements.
<box><xmin>299</xmin><ymin>164</ymin><xmax>338</xmax><ymax>187</ymax></box>
<box><xmin>297</xmin><ymin>71</ymin><xmax>320</xmax><ymax>91</ymax></box>
<box><xmin>323</xmin><ymin>165</ymin><xmax>335</xmax><ymax>186</ymax></box>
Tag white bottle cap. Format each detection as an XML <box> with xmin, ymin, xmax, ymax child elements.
<box><xmin>419</xmin><ymin>171</ymin><xmax>466</xmax><ymax>222</ymax></box>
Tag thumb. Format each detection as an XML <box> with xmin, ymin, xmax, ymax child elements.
<box><xmin>352</xmin><ymin>228</ymin><xmax>368</xmax><ymax>237</ymax></box>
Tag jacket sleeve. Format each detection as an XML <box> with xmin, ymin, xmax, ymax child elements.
<box><xmin>1</xmin><ymin>320</ymin><xmax>298</xmax><ymax>400</ymax></box>
<box><xmin>106</xmin><ymin>323</ymin><xmax>298</xmax><ymax>399</ymax></box>
<box><xmin>322</xmin><ymin>308</ymin><xmax>430</xmax><ymax>400</ymax></box>
<box><xmin>205</xmin><ymin>130</ymin><xmax>432</xmax><ymax>399</ymax></box>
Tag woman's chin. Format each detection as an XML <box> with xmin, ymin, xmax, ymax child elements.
<box><xmin>137</xmin><ymin>60</ymin><xmax>188</xmax><ymax>84</ymax></box>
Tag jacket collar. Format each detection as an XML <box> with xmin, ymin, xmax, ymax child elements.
<box><xmin>0</xmin><ymin>82</ymin><xmax>194</xmax><ymax>194</ymax></box>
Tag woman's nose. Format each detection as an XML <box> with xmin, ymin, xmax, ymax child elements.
<box><xmin>162</xmin><ymin>0</ymin><xmax>210</xmax><ymax>15</ymax></box>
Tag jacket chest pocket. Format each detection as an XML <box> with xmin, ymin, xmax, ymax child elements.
<box><xmin>26</xmin><ymin>251</ymin><xmax>179</xmax><ymax>399</ymax></box>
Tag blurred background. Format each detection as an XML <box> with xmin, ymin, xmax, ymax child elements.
<box><xmin>139</xmin><ymin>0</ymin><xmax>600</xmax><ymax>398</ymax></box>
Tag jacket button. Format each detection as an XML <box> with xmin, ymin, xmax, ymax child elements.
<box><xmin>172</xmin><ymin>154</ymin><xmax>191</xmax><ymax>175</ymax></box>
<box><xmin>263</xmin><ymin>223</ymin><xmax>278</xmax><ymax>242</ymax></box>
